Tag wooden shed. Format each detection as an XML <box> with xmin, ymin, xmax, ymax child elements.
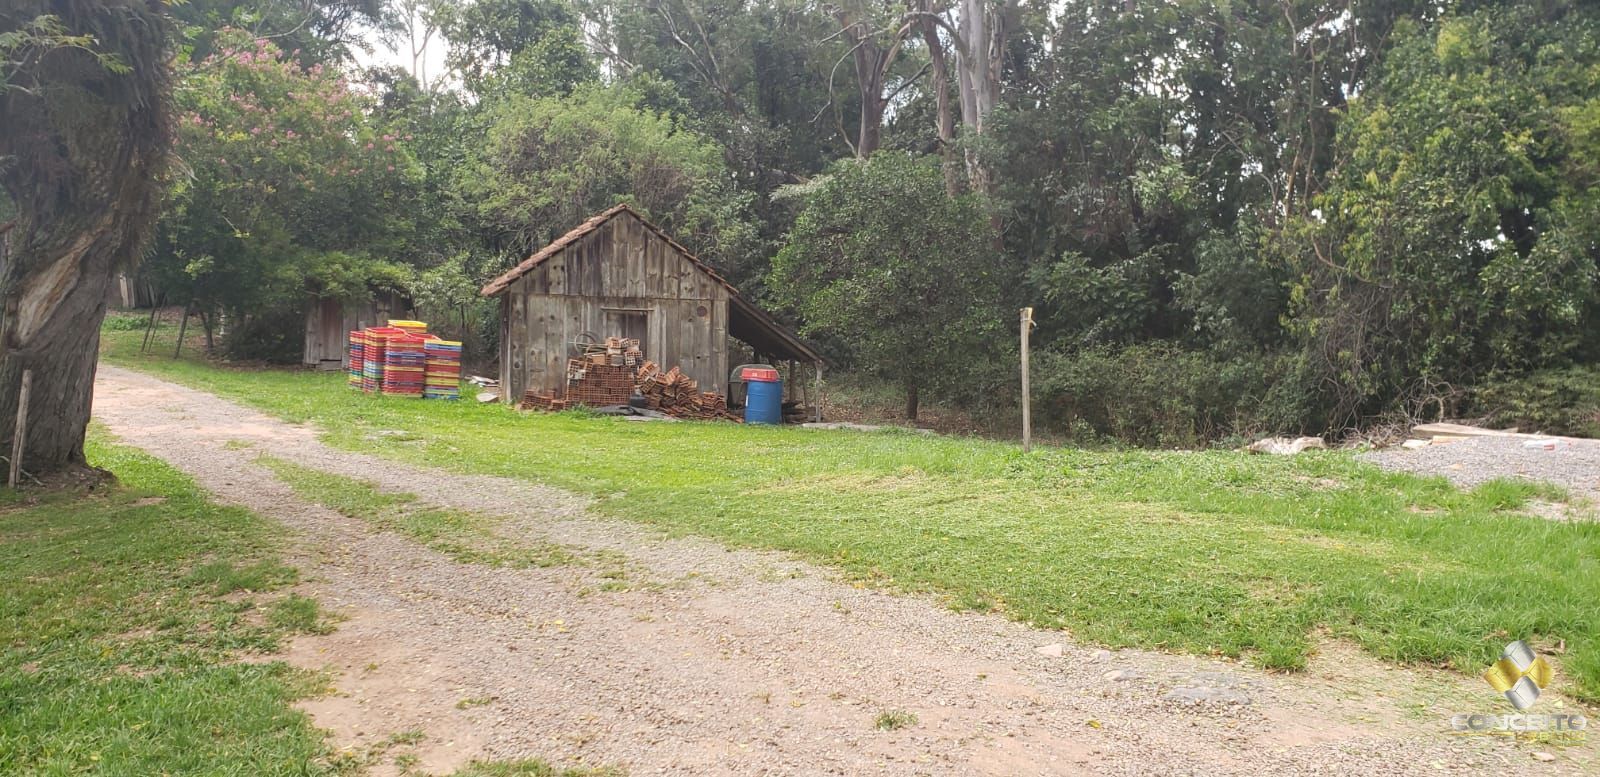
<box><xmin>481</xmin><ymin>204</ymin><xmax>822</xmax><ymax>404</ymax></box>
<box><xmin>303</xmin><ymin>289</ymin><xmax>412</xmax><ymax>370</ymax></box>
<box><xmin>107</xmin><ymin>272</ymin><xmax>155</xmax><ymax>309</ymax></box>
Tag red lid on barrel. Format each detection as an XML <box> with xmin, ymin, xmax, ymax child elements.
<box><xmin>741</xmin><ymin>367</ymin><xmax>780</xmax><ymax>382</ymax></box>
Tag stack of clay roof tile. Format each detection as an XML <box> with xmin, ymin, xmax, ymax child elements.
<box><xmin>518</xmin><ymin>388</ymin><xmax>569</xmax><ymax>411</ymax></box>
<box><xmin>564</xmin><ymin>361</ymin><xmax>634</xmax><ymax>406</ymax></box>
<box><xmin>634</xmin><ymin>361</ymin><xmax>740</xmax><ymax>421</ymax></box>
<box><xmin>518</xmin><ymin>334</ymin><xmax>739</xmax><ymax>421</ymax></box>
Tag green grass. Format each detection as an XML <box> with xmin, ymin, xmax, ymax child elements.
<box><xmin>1</xmin><ymin>420</ymin><xmax>614</xmax><ymax>775</ymax></box>
<box><xmin>101</xmin><ymin>327</ymin><xmax>1600</xmax><ymax>702</ymax></box>
<box><xmin>257</xmin><ymin>456</ymin><xmax>587</xmax><ymax>570</ymax></box>
<box><xmin>874</xmin><ymin>709</ymin><xmax>918</xmax><ymax>731</ymax></box>
<box><xmin>450</xmin><ymin>760</ymin><xmax>622</xmax><ymax>777</ymax></box>
<box><xmin>0</xmin><ymin>432</ymin><xmax>343</xmax><ymax>775</ymax></box>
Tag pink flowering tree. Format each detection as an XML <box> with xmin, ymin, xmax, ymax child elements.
<box><xmin>150</xmin><ymin>29</ymin><xmax>420</xmax><ymax>358</ymax></box>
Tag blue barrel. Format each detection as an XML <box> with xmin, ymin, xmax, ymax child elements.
<box><xmin>744</xmin><ymin>375</ymin><xmax>783</xmax><ymax>425</ymax></box>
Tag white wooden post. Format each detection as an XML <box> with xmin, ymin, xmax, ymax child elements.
<box><xmin>10</xmin><ymin>369</ymin><xmax>32</xmax><ymax>488</ymax></box>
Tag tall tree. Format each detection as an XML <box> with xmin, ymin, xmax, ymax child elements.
<box><xmin>149</xmin><ymin>30</ymin><xmax>420</xmax><ymax>361</ymax></box>
<box><xmin>382</xmin><ymin>0</ymin><xmax>450</xmax><ymax>91</ymax></box>
<box><xmin>458</xmin><ymin>83</ymin><xmax>761</xmax><ymax>279</ymax></box>
<box><xmin>951</xmin><ymin>0</ymin><xmax>1005</xmax><ymax>192</ymax></box>
<box><xmin>0</xmin><ymin>0</ymin><xmax>174</xmax><ymax>481</ymax></box>
<box><xmin>826</xmin><ymin>1</ymin><xmax>917</xmax><ymax>156</ymax></box>
<box><xmin>901</xmin><ymin>0</ymin><xmax>1014</xmax><ymax>192</ymax></box>
<box><xmin>171</xmin><ymin>0</ymin><xmax>385</xmax><ymax>65</ymax></box>
<box><xmin>1286</xmin><ymin>4</ymin><xmax>1600</xmax><ymax>427</ymax></box>
<box><xmin>770</xmin><ymin>152</ymin><xmax>1004</xmax><ymax>419</ymax></box>
<box><xmin>438</xmin><ymin>0</ymin><xmax>584</xmax><ymax>94</ymax></box>
<box><xmin>913</xmin><ymin>0</ymin><xmax>957</xmax><ymax>193</ymax></box>
<box><xmin>580</xmin><ymin>0</ymin><xmax>843</xmax><ymax>262</ymax></box>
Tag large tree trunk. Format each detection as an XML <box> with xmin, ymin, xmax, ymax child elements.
<box><xmin>916</xmin><ymin>1</ymin><xmax>959</xmax><ymax>195</ymax></box>
<box><xmin>0</xmin><ymin>224</ymin><xmax>120</xmax><ymax>478</ymax></box>
<box><xmin>0</xmin><ymin>1</ymin><xmax>174</xmax><ymax>483</ymax></box>
<box><xmin>954</xmin><ymin>0</ymin><xmax>1005</xmax><ymax>195</ymax></box>
<box><xmin>831</xmin><ymin>6</ymin><xmax>911</xmax><ymax>158</ymax></box>
<box><xmin>904</xmin><ymin>381</ymin><xmax>920</xmax><ymax>421</ymax></box>
<box><xmin>857</xmin><ymin>77</ymin><xmax>885</xmax><ymax>156</ymax></box>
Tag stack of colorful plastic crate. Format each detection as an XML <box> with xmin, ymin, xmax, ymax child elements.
<box><xmin>381</xmin><ymin>332</ymin><xmax>427</xmax><ymax>397</ymax></box>
<box><xmin>423</xmin><ymin>339</ymin><xmax>462</xmax><ymax>400</ymax></box>
<box><xmin>361</xmin><ymin>326</ymin><xmax>406</xmax><ymax>393</ymax></box>
<box><xmin>347</xmin><ymin>330</ymin><xmax>365</xmax><ymax>388</ymax></box>
<box><xmin>388</xmin><ymin>319</ymin><xmax>428</xmax><ymax>336</ymax></box>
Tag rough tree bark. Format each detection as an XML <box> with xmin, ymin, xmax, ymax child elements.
<box><xmin>0</xmin><ymin>1</ymin><xmax>174</xmax><ymax>482</ymax></box>
<box><xmin>915</xmin><ymin>0</ymin><xmax>958</xmax><ymax>195</ymax></box>
<box><xmin>906</xmin><ymin>0</ymin><xmax>1007</xmax><ymax>196</ymax></box>
<box><xmin>954</xmin><ymin>0</ymin><xmax>1003</xmax><ymax>195</ymax></box>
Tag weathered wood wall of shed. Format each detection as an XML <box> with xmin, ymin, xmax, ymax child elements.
<box><xmin>499</xmin><ymin>215</ymin><xmax>730</xmax><ymax>402</ymax></box>
<box><xmin>106</xmin><ymin>273</ymin><xmax>154</xmax><ymax>309</ymax></box>
<box><xmin>304</xmin><ymin>291</ymin><xmax>409</xmax><ymax>368</ymax></box>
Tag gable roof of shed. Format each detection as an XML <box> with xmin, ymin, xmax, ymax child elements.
<box><xmin>480</xmin><ymin>204</ymin><xmax>824</xmax><ymax>365</ymax></box>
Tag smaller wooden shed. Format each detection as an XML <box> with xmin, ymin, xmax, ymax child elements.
<box><xmin>481</xmin><ymin>204</ymin><xmax>822</xmax><ymax>404</ymax></box>
<box><xmin>303</xmin><ymin>289</ymin><xmax>412</xmax><ymax>370</ymax></box>
<box><xmin>107</xmin><ymin>272</ymin><xmax>155</xmax><ymax>309</ymax></box>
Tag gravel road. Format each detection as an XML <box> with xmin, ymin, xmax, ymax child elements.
<box><xmin>91</xmin><ymin>366</ymin><xmax>1597</xmax><ymax>776</ymax></box>
<box><xmin>1363</xmin><ymin>436</ymin><xmax>1600</xmax><ymax>501</ymax></box>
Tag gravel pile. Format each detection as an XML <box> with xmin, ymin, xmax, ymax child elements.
<box><xmin>1362</xmin><ymin>436</ymin><xmax>1600</xmax><ymax>499</ymax></box>
<box><xmin>92</xmin><ymin>366</ymin><xmax>1599</xmax><ymax>776</ymax></box>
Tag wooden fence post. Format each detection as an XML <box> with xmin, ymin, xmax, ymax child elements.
<box><xmin>10</xmin><ymin>369</ymin><xmax>32</xmax><ymax>488</ymax></box>
<box><xmin>1020</xmin><ymin>307</ymin><xmax>1034</xmax><ymax>453</ymax></box>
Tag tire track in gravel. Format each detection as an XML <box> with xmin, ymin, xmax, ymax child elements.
<box><xmin>91</xmin><ymin>365</ymin><xmax>1597</xmax><ymax>776</ymax></box>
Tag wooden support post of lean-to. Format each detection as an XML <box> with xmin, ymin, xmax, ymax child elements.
<box><xmin>1020</xmin><ymin>307</ymin><xmax>1035</xmax><ymax>453</ymax></box>
<box><xmin>9</xmin><ymin>369</ymin><xmax>32</xmax><ymax>488</ymax></box>
<box><xmin>814</xmin><ymin>362</ymin><xmax>824</xmax><ymax>422</ymax></box>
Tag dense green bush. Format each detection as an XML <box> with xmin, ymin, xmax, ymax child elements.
<box><xmin>1032</xmin><ymin>344</ymin><xmax>1295</xmax><ymax>448</ymax></box>
<box><xmin>1281</xmin><ymin>10</ymin><xmax>1600</xmax><ymax>428</ymax></box>
<box><xmin>1473</xmin><ymin>367</ymin><xmax>1600</xmax><ymax>438</ymax></box>
<box><xmin>222</xmin><ymin>308</ymin><xmax>304</xmax><ymax>364</ymax></box>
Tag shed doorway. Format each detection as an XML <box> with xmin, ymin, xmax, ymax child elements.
<box><xmin>310</xmin><ymin>298</ymin><xmax>346</xmax><ymax>370</ymax></box>
<box><xmin>603</xmin><ymin>308</ymin><xmax>649</xmax><ymax>353</ymax></box>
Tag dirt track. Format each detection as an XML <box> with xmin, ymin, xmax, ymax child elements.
<box><xmin>92</xmin><ymin>365</ymin><xmax>1597</xmax><ymax>776</ymax></box>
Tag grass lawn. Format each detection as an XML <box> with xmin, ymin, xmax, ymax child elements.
<box><xmin>258</xmin><ymin>455</ymin><xmax>606</xmax><ymax>572</ymax></box>
<box><xmin>100</xmin><ymin>322</ymin><xmax>1600</xmax><ymax>703</ymax></box>
<box><xmin>0</xmin><ymin>433</ymin><xmax>342</xmax><ymax>775</ymax></box>
<box><xmin>1</xmin><ymin>424</ymin><xmax>612</xmax><ymax>776</ymax></box>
